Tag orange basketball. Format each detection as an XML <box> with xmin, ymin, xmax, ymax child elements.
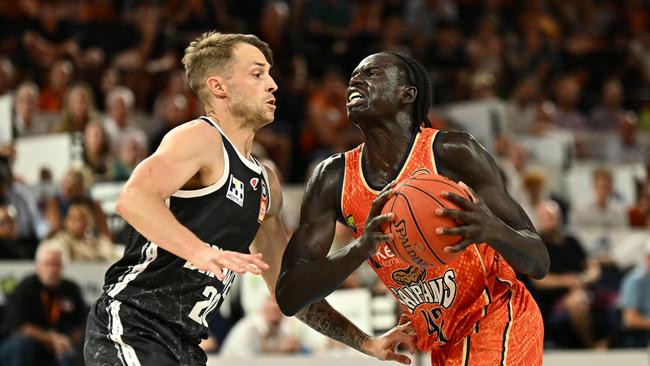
<box><xmin>380</xmin><ymin>173</ymin><xmax>472</xmax><ymax>268</ymax></box>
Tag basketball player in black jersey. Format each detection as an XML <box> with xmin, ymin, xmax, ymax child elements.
<box><xmin>84</xmin><ymin>32</ymin><xmax>291</xmax><ymax>365</ymax></box>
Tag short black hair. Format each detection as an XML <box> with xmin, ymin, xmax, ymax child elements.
<box><xmin>386</xmin><ymin>52</ymin><xmax>432</xmax><ymax>130</ymax></box>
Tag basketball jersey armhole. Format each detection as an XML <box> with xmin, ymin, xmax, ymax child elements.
<box><xmin>430</xmin><ymin>130</ymin><xmax>442</xmax><ymax>175</ymax></box>
<box><xmin>336</xmin><ymin>154</ymin><xmax>346</xmax><ymax>224</ymax></box>
<box><xmin>259</xmin><ymin>160</ymin><xmax>272</xmax><ymax>210</ymax></box>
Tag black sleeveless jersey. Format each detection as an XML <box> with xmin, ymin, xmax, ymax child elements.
<box><xmin>101</xmin><ymin>116</ymin><xmax>271</xmax><ymax>343</ymax></box>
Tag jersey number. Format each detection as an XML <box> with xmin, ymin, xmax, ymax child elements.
<box><xmin>188</xmin><ymin>286</ymin><xmax>221</xmax><ymax>326</ymax></box>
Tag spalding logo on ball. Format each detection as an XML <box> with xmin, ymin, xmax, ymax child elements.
<box><xmin>381</xmin><ymin>172</ymin><xmax>473</xmax><ymax>268</ymax></box>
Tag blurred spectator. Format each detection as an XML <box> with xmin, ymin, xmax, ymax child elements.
<box><xmin>39</xmin><ymin>202</ymin><xmax>116</xmax><ymax>262</ymax></box>
<box><xmin>149</xmin><ymin>93</ymin><xmax>187</xmax><ymax>152</ymax></box>
<box><xmin>424</xmin><ymin>19</ymin><xmax>467</xmax><ymax>104</ymax></box>
<box><xmin>0</xmin><ymin>242</ymin><xmax>86</xmax><ymax>366</ymax></box>
<box><xmin>615</xmin><ymin>205</ymin><xmax>650</xmax><ymax>271</ymax></box>
<box><xmin>466</xmin><ymin>17</ymin><xmax>503</xmax><ymax>81</ymax></box>
<box><xmin>109</xmin><ymin>134</ymin><xmax>147</xmax><ymax>182</ymax></box>
<box><xmin>103</xmin><ymin>86</ymin><xmax>148</xmax><ymax>155</ymax></box>
<box><xmin>605</xmin><ymin>111</ymin><xmax>645</xmax><ymax>164</ymax></box>
<box><xmin>504</xmin><ymin>77</ymin><xmax>542</xmax><ymax>135</ymax></box>
<box><xmin>39</xmin><ymin>59</ymin><xmax>73</xmax><ymax>113</ymax></box>
<box><xmin>571</xmin><ymin>167</ymin><xmax>627</xmax><ymax>230</ymax></box>
<box><xmin>0</xmin><ymin>58</ymin><xmax>13</xmax><ymax>98</ymax></box>
<box><xmin>0</xmin><ymin>202</ymin><xmax>31</xmax><ymax>259</ymax></box>
<box><xmin>506</xmin><ymin>26</ymin><xmax>557</xmax><ymax>85</ymax></box>
<box><xmin>21</xmin><ymin>0</ymin><xmax>77</xmax><ymax>67</ymax></box>
<box><xmin>520</xmin><ymin>167</ymin><xmax>551</xmax><ymax>228</ymax></box>
<box><xmin>220</xmin><ymin>296</ymin><xmax>302</xmax><ymax>357</ymax></box>
<box><xmin>153</xmin><ymin>69</ymin><xmax>199</xmax><ymax>124</ymax></box>
<box><xmin>629</xmin><ymin>29</ymin><xmax>650</xmax><ymax>84</ymax></box>
<box><xmin>0</xmin><ymin>156</ymin><xmax>46</xmax><ymax>250</ymax></box>
<box><xmin>619</xmin><ymin>242</ymin><xmax>650</xmax><ymax>347</ymax></box>
<box><xmin>589</xmin><ymin>79</ymin><xmax>626</xmax><ymax>131</ymax></box>
<box><xmin>404</xmin><ymin>0</ymin><xmax>457</xmax><ymax>59</ymax></box>
<box><xmin>54</xmin><ymin>82</ymin><xmax>97</xmax><ymax>133</ymax></box>
<box><xmin>532</xmin><ymin>200</ymin><xmax>603</xmax><ymax>348</ymax></box>
<box><xmin>500</xmin><ymin>143</ymin><xmax>528</xmax><ymax>205</ymax></box>
<box><xmin>551</xmin><ymin>76</ymin><xmax>587</xmax><ymax>130</ymax></box>
<box><xmin>628</xmin><ymin>181</ymin><xmax>650</xmax><ymax>228</ymax></box>
<box><xmin>82</xmin><ymin>120</ymin><xmax>112</xmax><ymax>179</ymax></box>
<box><xmin>12</xmin><ymin>81</ymin><xmax>50</xmax><ymax>137</ymax></box>
<box><xmin>44</xmin><ymin>168</ymin><xmax>109</xmax><ymax>237</ymax></box>
<box><xmin>301</xmin><ymin>68</ymin><xmax>362</xmax><ymax>162</ymax></box>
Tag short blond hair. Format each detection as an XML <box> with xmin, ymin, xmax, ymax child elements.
<box><xmin>182</xmin><ymin>31</ymin><xmax>273</xmax><ymax>105</ymax></box>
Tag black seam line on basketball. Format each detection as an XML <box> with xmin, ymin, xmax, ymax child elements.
<box><xmin>386</xmin><ymin>191</ymin><xmax>401</xmax><ymax>259</ymax></box>
<box><xmin>409</xmin><ymin>177</ymin><xmax>470</xmax><ymax>199</ymax></box>
<box><xmin>401</xmin><ymin>183</ymin><xmax>463</xmax><ymax>227</ymax></box>
<box><xmin>398</xmin><ymin>192</ymin><xmax>447</xmax><ymax>265</ymax></box>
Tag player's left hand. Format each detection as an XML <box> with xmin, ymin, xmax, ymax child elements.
<box><xmin>362</xmin><ymin>321</ymin><xmax>417</xmax><ymax>365</ymax></box>
<box><xmin>434</xmin><ymin>183</ymin><xmax>501</xmax><ymax>253</ymax></box>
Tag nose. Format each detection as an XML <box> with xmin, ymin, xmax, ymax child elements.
<box><xmin>267</xmin><ymin>75</ymin><xmax>278</xmax><ymax>93</ymax></box>
<box><xmin>349</xmin><ymin>73</ymin><xmax>362</xmax><ymax>87</ymax></box>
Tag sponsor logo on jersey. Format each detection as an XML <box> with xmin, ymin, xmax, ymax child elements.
<box><xmin>371</xmin><ymin>243</ymin><xmax>402</xmax><ymax>267</ymax></box>
<box><xmin>250</xmin><ymin>177</ymin><xmax>259</xmax><ymax>190</ymax></box>
<box><xmin>389</xmin><ymin>268</ymin><xmax>457</xmax><ymax>314</ymax></box>
<box><xmin>258</xmin><ymin>179</ymin><xmax>268</xmax><ymax>222</ymax></box>
<box><xmin>226</xmin><ymin>175</ymin><xmax>245</xmax><ymax>207</ymax></box>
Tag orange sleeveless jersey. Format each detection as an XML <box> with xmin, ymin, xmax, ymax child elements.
<box><xmin>339</xmin><ymin>128</ymin><xmax>525</xmax><ymax>352</ymax></box>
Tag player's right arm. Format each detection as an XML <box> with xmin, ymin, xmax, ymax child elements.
<box><xmin>275</xmin><ymin>154</ymin><xmax>394</xmax><ymax>315</ymax></box>
<box><xmin>115</xmin><ymin>120</ymin><xmax>268</xmax><ymax>280</ymax></box>
<box><xmin>274</xmin><ymin>156</ymin><xmax>414</xmax><ymax>365</ymax></box>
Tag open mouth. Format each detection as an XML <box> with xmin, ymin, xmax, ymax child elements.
<box><xmin>265</xmin><ymin>99</ymin><xmax>276</xmax><ymax>109</ymax></box>
<box><xmin>346</xmin><ymin>91</ymin><xmax>366</xmax><ymax>108</ymax></box>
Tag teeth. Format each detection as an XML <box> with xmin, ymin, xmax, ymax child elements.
<box><xmin>348</xmin><ymin>91</ymin><xmax>362</xmax><ymax>102</ymax></box>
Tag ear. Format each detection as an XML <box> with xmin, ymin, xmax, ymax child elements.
<box><xmin>206</xmin><ymin>75</ymin><xmax>227</xmax><ymax>98</ymax></box>
<box><xmin>401</xmin><ymin>86</ymin><xmax>417</xmax><ymax>104</ymax></box>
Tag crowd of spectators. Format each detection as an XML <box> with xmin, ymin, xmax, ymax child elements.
<box><xmin>0</xmin><ymin>0</ymin><xmax>650</xmax><ymax>359</ymax></box>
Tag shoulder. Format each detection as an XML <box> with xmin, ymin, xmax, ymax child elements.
<box><xmin>301</xmin><ymin>153</ymin><xmax>345</xmax><ymax>208</ymax></box>
<box><xmin>308</xmin><ymin>153</ymin><xmax>345</xmax><ymax>191</ymax></box>
<box><xmin>158</xmin><ymin>119</ymin><xmax>222</xmax><ymax>150</ymax></box>
<box><xmin>434</xmin><ymin>130</ymin><xmax>483</xmax><ymax>162</ymax></box>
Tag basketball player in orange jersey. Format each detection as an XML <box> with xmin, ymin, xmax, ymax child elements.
<box><xmin>276</xmin><ymin>52</ymin><xmax>550</xmax><ymax>365</ymax></box>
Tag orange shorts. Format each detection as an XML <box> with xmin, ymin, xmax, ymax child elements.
<box><xmin>430</xmin><ymin>283</ymin><xmax>543</xmax><ymax>366</ymax></box>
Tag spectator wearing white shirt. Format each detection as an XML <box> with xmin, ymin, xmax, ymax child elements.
<box><xmin>103</xmin><ymin>86</ymin><xmax>148</xmax><ymax>156</ymax></box>
<box><xmin>220</xmin><ymin>296</ymin><xmax>302</xmax><ymax>357</ymax></box>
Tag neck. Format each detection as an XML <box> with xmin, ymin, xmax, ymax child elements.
<box><xmin>207</xmin><ymin>112</ymin><xmax>256</xmax><ymax>158</ymax></box>
<box><xmin>359</xmin><ymin>114</ymin><xmax>416</xmax><ymax>178</ymax></box>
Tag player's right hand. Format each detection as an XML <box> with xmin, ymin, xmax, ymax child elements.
<box><xmin>191</xmin><ymin>246</ymin><xmax>270</xmax><ymax>281</ymax></box>
<box><xmin>357</xmin><ymin>181</ymin><xmax>396</xmax><ymax>257</ymax></box>
<box><xmin>362</xmin><ymin>320</ymin><xmax>417</xmax><ymax>365</ymax></box>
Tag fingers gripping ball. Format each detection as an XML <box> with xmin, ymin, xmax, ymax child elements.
<box><xmin>381</xmin><ymin>173</ymin><xmax>472</xmax><ymax>268</ymax></box>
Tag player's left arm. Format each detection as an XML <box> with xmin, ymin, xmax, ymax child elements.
<box><xmin>434</xmin><ymin>131</ymin><xmax>550</xmax><ymax>279</ymax></box>
<box><xmin>249</xmin><ymin>165</ymin><xmax>289</xmax><ymax>296</ymax></box>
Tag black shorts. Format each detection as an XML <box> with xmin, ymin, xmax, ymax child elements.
<box><xmin>84</xmin><ymin>295</ymin><xmax>207</xmax><ymax>366</ymax></box>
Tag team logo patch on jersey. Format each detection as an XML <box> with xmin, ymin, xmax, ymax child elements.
<box><xmin>226</xmin><ymin>175</ymin><xmax>245</xmax><ymax>207</ymax></box>
<box><xmin>345</xmin><ymin>214</ymin><xmax>357</xmax><ymax>233</ymax></box>
<box><xmin>250</xmin><ymin>177</ymin><xmax>259</xmax><ymax>190</ymax></box>
<box><xmin>258</xmin><ymin>179</ymin><xmax>268</xmax><ymax>222</ymax></box>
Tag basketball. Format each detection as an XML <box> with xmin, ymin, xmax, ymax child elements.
<box><xmin>381</xmin><ymin>173</ymin><xmax>472</xmax><ymax>268</ymax></box>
